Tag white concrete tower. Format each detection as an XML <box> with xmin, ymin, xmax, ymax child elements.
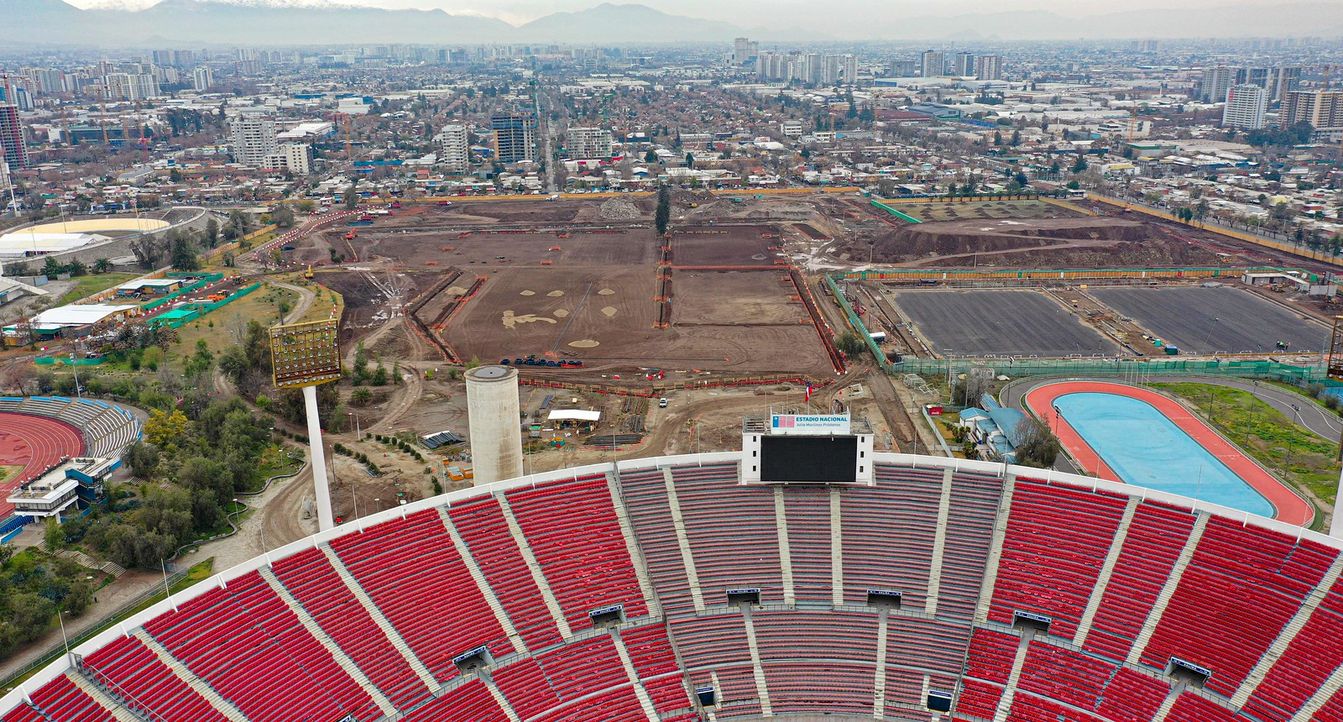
<box><xmin>466</xmin><ymin>365</ymin><xmax>524</xmax><ymax>485</ymax></box>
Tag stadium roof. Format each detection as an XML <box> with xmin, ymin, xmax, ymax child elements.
<box><xmin>0</xmin><ymin>232</ymin><xmax>108</xmax><ymax>258</ymax></box>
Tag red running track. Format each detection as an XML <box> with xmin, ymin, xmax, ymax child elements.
<box><xmin>0</xmin><ymin>413</ymin><xmax>86</xmax><ymax>518</ymax></box>
<box><xmin>1022</xmin><ymin>380</ymin><xmax>1313</xmax><ymax>526</ymax></box>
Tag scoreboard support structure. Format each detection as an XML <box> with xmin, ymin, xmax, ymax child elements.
<box><xmin>270</xmin><ymin>319</ymin><xmax>343</xmax><ymax>532</ymax></box>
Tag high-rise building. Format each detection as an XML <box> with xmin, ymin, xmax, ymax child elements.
<box><xmin>1279</xmin><ymin>90</ymin><xmax>1343</xmax><ymax>130</ymax></box>
<box><xmin>890</xmin><ymin>59</ymin><xmax>918</xmax><ymax>77</ymax></box>
<box><xmin>1242</xmin><ymin>66</ymin><xmax>1271</xmax><ymax>89</ymax></box>
<box><xmin>1222</xmin><ymin>84</ymin><xmax>1268</xmax><ymax>129</ymax></box>
<box><xmin>974</xmin><ymin>55</ymin><xmax>1003</xmax><ymax>81</ymax></box>
<box><xmin>565</xmin><ymin>126</ymin><xmax>613</xmax><ymax>159</ymax></box>
<box><xmin>439</xmin><ymin>123</ymin><xmax>469</xmax><ymax>173</ymax></box>
<box><xmin>104</xmin><ymin>72</ymin><xmax>159</xmax><ymax>101</ymax></box>
<box><xmin>821</xmin><ymin>55</ymin><xmax>841</xmax><ymax>85</ymax></box>
<box><xmin>262</xmin><ymin>143</ymin><xmax>312</xmax><ymax>175</ymax></box>
<box><xmin>953</xmin><ymin>52</ymin><xmax>976</xmax><ymax>77</ymax></box>
<box><xmin>920</xmin><ymin>50</ymin><xmax>945</xmax><ymax>78</ymax></box>
<box><xmin>1200</xmin><ymin>65</ymin><xmax>1235</xmax><ymax>103</ymax></box>
<box><xmin>732</xmin><ymin>37</ymin><xmax>758</xmax><ymax>66</ymax></box>
<box><xmin>842</xmin><ymin>54</ymin><xmax>858</xmax><ymax>86</ymax></box>
<box><xmin>228</xmin><ymin>115</ymin><xmax>278</xmax><ymax>166</ymax></box>
<box><xmin>0</xmin><ymin>105</ymin><xmax>28</xmax><ymax>170</ymax></box>
<box><xmin>490</xmin><ymin>112</ymin><xmax>536</xmax><ymax>164</ymax></box>
<box><xmin>192</xmin><ymin>66</ymin><xmax>213</xmax><ymax>92</ymax></box>
<box><xmin>1271</xmin><ymin>66</ymin><xmax>1302</xmax><ymax>103</ymax></box>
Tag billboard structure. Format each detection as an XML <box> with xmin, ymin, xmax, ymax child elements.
<box><xmin>269</xmin><ymin>319</ymin><xmax>342</xmax><ymax>531</ymax></box>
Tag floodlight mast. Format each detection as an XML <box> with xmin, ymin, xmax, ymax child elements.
<box><xmin>270</xmin><ymin>319</ymin><xmax>344</xmax><ymax>532</ymax></box>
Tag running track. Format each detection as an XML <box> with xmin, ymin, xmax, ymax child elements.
<box><xmin>0</xmin><ymin>413</ymin><xmax>86</xmax><ymax>517</ymax></box>
<box><xmin>1022</xmin><ymin>380</ymin><xmax>1313</xmax><ymax>526</ymax></box>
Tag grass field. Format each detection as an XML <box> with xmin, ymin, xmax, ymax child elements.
<box><xmin>0</xmin><ymin>465</ymin><xmax>19</xmax><ymax>484</ymax></box>
<box><xmin>173</xmin><ymin>283</ymin><xmax>299</xmax><ymax>362</ymax></box>
<box><xmin>55</xmin><ymin>272</ymin><xmax>141</xmax><ymax>305</ymax></box>
<box><xmin>1153</xmin><ymin>382</ymin><xmax>1338</xmax><ymax>527</ymax></box>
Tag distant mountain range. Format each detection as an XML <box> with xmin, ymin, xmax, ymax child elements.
<box><xmin>5</xmin><ymin>0</ymin><xmax>1342</xmax><ymax>47</ymax></box>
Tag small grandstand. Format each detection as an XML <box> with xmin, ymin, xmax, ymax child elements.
<box><xmin>0</xmin><ymin>396</ymin><xmax>141</xmax><ymax>524</ymax></box>
<box><xmin>2</xmin><ymin>448</ymin><xmax>1341</xmax><ymax>721</ymax></box>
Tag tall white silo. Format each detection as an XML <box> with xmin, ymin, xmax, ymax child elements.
<box><xmin>465</xmin><ymin>365</ymin><xmax>524</xmax><ymax>485</ymax></box>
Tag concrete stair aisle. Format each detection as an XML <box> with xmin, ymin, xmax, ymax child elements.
<box><xmin>131</xmin><ymin>630</ymin><xmax>247</xmax><ymax>722</ymax></box>
<box><xmin>1127</xmin><ymin>514</ymin><xmax>1209</xmax><ymax>666</ymax></box>
<box><xmin>438</xmin><ymin>507</ymin><xmax>528</xmax><ymax>656</ymax></box>
<box><xmin>1074</xmin><ymin>497</ymin><xmax>1140</xmax><ymax>647</ymax></box>
<box><xmin>497</xmin><ymin>494</ymin><xmax>573</xmax><ymax>640</ymax></box>
<box><xmin>320</xmin><ymin>545</ymin><xmax>439</xmax><ymax>689</ymax></box>
<box><xmin>257</xmin><ymin>565</ymin><xmax>397</xmax><ymax>717</ymax></box>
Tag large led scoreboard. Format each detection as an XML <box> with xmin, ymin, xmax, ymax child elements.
<box><xmin>742</xmin><ymin>413</ymin><xmax>874</xmax><ymax>485</ymax></box>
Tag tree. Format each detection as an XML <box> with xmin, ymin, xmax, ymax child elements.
<box><xmin>271</xmin><ymin>204</ymin><xmax>295</xmax><ymax>229</ymax></box>
<box><xmin>170</xmin><ymin>234</ymin><xmax>200</xmax><ymax>271</ymax></box>
<box><xmin>144</xmin><ymin>408</ymin><xmax>189</xmax><ymax>449</ymax></box>
<box><xmin>204</xmin><ymin>218</ymin><xmax>219</xmax><ymax>248</ymax></box>
<box><xmin>655</xmin><ymin>185</ymin><xmax>671</xmax><ymax>235</ymax></box>
<box><xmin>993</xmin><ymin>131</ymin><xmax>1003</xmax><ymax>146</ymax></box>
<box><xmin>1013</xmin><ymin>417</ymin><xmax>1061</xmax><ymax>468</ymax></box>
<box><xmin>1072</xmin><ymin>155</ymin><xmax>1089</xmax><ymax>174</ymax></box>
<box><xmin>1014</xmin><ymin>171</ymin><xmax>1029</xmax><ymax>188</ymax></box>
<box><xmin>344</xmin><ymin>183</ymin><xmax>359</xmax><ymax>211</ymax></box>
<box><xmin>644</xmin><ymin>149</ymin><xmax>658</xmax><ymax>164</ymax></box>
<box><xmin>684</xmin><ymin>152</ymin><xmax>694</xmax><ymax>169</ymax></box>
<box><xmin>92</xmin><ymin>258</ymin><xmax>111</xmax><ymax>274</ymax></box>
<box><xmin>836</xmin><ymin>331</ymin><xmax>866</xmax><ymax>356</ymax></box>
<box><xmin>123</xmin><ymin>441</ymin><xmax>160</xmax><ymax>479</ymax></box>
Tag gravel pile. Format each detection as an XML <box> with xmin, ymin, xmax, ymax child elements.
<box><xmin>599</xmin><ymin>197</ymin><xmax>642</xmax><ymax>220</ymax></box>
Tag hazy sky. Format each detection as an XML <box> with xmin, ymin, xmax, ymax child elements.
<box><xmin>69</xmin><ymin>0</ymin><xmax>1300</xmax><ymax>21</ymax></box>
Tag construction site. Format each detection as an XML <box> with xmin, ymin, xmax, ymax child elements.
<box><xmin>270</xmin><ymin>191</ymin><xmax>1343</xmax><ymax>480</ymax></box>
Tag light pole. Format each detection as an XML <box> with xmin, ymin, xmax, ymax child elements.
<box><xmin>1201</xmin><ymin>316</ymin><xmax>1221</xmax><ymax>353</ymax></box>
<box><xmin>56</xmin><ymin>609</ymin><xmax>71</xmax><ymax>663</ymax></box>
<box><xmin>348</xmin><ymin>411</ymin><xmax>361</xmax><ymax>442</ymax></box>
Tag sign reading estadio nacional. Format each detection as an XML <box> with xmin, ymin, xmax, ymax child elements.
<box><xmin>769</xmin><ymin>414</ymin><xmax>851</xmax><ymax>436</ymax></box>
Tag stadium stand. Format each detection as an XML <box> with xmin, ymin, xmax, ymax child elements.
<box><xmin>5</xmin><ymin>452</ymin><xmax>1343</xmax><ymax>722</ymax></box>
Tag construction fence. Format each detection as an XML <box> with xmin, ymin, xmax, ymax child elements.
<box><xmin>895</xmin><ymin>357</ymin><xmax>1327</xmax><ymax>385</ymax></box>
<box><xmin>141</xmin><ymin>272</ymin><xmax>226</xmax><ymax>312</ymax></box>
<box><xmin>148</xmin><ymin>282</ymin><xmax>261</xmax><ymax>329</ymax></box>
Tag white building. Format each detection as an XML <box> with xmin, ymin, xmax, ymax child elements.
<box><xmin>191</xmin><ymin>66</ymin><xmax>213</xmax><ymax>92</ymax></box>
<box><xmin>953</xmin><ymin>52</ymin><xmax>976</xmax><ymax>77</ymax></box>
<box><xmin>920</xmin><ymin>50</ymin><xmax>945</xmax><ymax>78</ymax></box>
<box><xmin>780</xmin><ymin>120</ymin><xmax>804</xmax><ymax>138</ymax></box>
<box><xmin>732</xmin><ymin>37</ymin><xmax>758</xmax><ymax>66</ymax></box>
<box><xmin>842</xmin><ymin>54</ymin><xmax>858</xmax><ymax>86</ymax></box>
<box><xmin>439</xmin><ymin>123</ymin><xmax>469</xmax><ymax>173</ymax></box>
<box><xmin>1222</xmin><ymin>84</ymin><xmax>1268</xmax><ymax>130</ymax></box>
<box><xmin>229</xmin><ymin>115</ymin><xmax>278</xmax><ymax>167</ymax></box>
<box><xmin>566</xmin><ymin>126</ymin><xmax>614</xmax><ymax>159</ymax></box>
<box><xmin>104</xmin><ymin>72</ymin><xmax>159</xmax><ymax>101</ymax></box>
<box><xmin>262</xmin><ymin>143</ymin><xmax>313</xmax><ymax>175</ymax></box>
<box><xmin>1201</xmin><ymin>65</ymin><xmax>1236</xmax><ymax>103</ymax></box>
<box><xmin>975</xmin><ymin>55</ymin><xmax>1003</xmax><ymax>81</ymax></box>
